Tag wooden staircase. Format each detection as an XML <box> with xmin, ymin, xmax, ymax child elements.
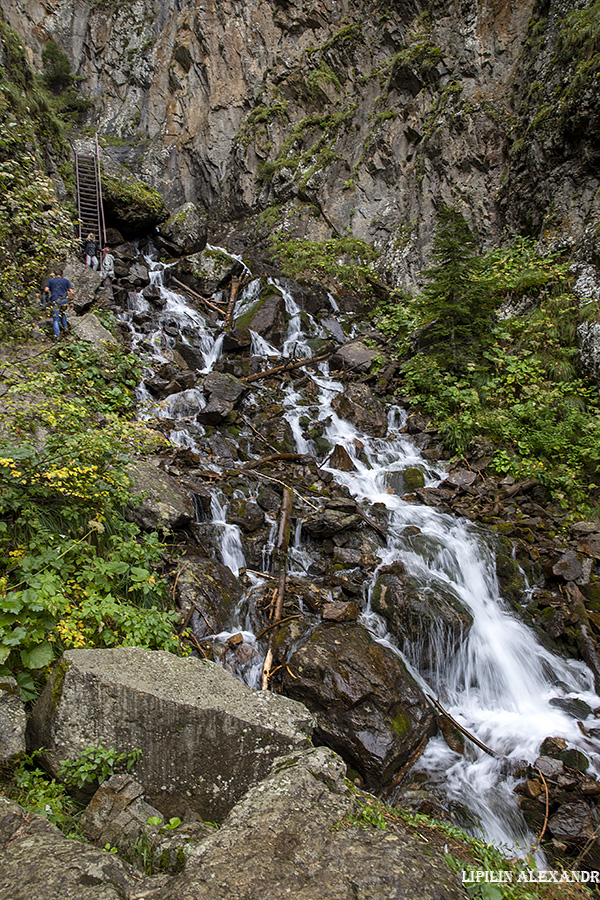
<box><xmin>75</xmin><ymin>135</ymin><xmax>106</xmax><ymax>247</ymax></box>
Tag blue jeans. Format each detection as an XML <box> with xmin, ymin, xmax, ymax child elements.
<box><xmin>52</xmin><ymin>305</ymin><xmax>68</xmax><ymax>337</ymax></box>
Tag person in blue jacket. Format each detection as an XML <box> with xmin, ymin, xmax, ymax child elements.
<box><xmin>43</xmin><ymin>274</ymin><xmax>74</xmax><ymax>340</ymax></box>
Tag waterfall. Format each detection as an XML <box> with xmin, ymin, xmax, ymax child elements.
<box><xmin>126</xmin><ymin>256</ymin><xmax>600</xmax><ymax>859</ymax></box>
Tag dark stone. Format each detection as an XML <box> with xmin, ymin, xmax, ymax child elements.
<box><xmin>331</xmin><ymin>384</ymin><xmax>387</xmax><ymax>437</ymax></box>
<box><xmin>228</xmin><ymin>499</ymin><xmax>265</xmax><ymax>533</ymax></box>
<box><xmin>224</xmin><ymin>289</ymin><xmax>287</xmax><ymax>351</ymax></box>
<box><xmin>549</xmin><ymin>697</ymin><xmax>593</xmax><ymax>720</ymax></box>
<box><xmin>534</xmin><ymin>756</ymin><xmax>564</xmax><ymax>779</ymax></box>
<box><xmin>174</xmin><ymin>554</ymin><xmax>243</xmax><ymax>637</ymax></box>
<box><xmin>282</xmin><ymin>623</ymin><xmax>436</xmax><ymax>788</ymax></box>
<box><xmin>329</xmin><ymin>444</ymin><xmax>355</xmax><ymax>471</ymax></box>
<box><xmin>174</xmin><ymin>248</ymin><xmax>243</xmax><ymax>296</ymax></box>
<box><xmin>548</xmin><ymin>801</ymin><xmax>595</xmax><ymax>843</ymax></box>
<box><xmin>371</xmin><ymin>570</ymin><xmax>472</xmax><ymax>669</ymax></box>
<box><xmin>198</xmin><ymin>372</ymin><xmax>247</xmax><ymax>424</ymax></box>
<box><xmin>302</xmin><ymin>508</ymin><xmax>361</xmax><ymax>539</ymax></box>
<box><xmin>322</xmin><ymin>601</ymin><xmax>360</xmax><ymax>622</ymax></box>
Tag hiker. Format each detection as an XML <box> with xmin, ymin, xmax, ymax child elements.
<box><xmin>101</xmin><ymin>247</ymin><xmax>115</xmax><ymax>281</ymax></box>
<box><xmin>43</xmin><ymin>274</ymin><xmax>74</xmax><ymax>341</ymax></box>
<box><xmin>83</xmin><ymin>232</ymin><xmax>99</xmax><ymax>270</ymax></box>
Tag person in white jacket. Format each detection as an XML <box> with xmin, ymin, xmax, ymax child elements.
<box><xmin>101</xmin><ymin>247</ymin><xmax>115</xmax><ymax>281</ymax></box>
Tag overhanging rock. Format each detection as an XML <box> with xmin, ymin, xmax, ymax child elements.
<box><xmin>28</xmin><ymin>648</ymin><xmax>315</xmax><ymax>822</ymax></box>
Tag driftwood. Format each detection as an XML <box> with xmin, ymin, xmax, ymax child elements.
<box><xmin>428</xmin><ymin>695</ymin><xmax>501</xmax><ymax>760</ymax></box>
<box><xmin>262</xmin><ymin>486</ymin><xmax>293</xmax><ymax>690</ymax></box>
<box><xmin>223</xmin><ymin>276</ymin><xmax>242</xmax><ymax>330</ymax></box>
<box><xmin>170</xmin><ymin>276</ymin><xmax>227</xmax><ymax>317</ymax></box>
<box><xmin>241</xmin><ymin>350</ymin><xmax>333</xmax><ymax>384</ymax></box>
<box><xmin>255</xmin><ymin>614</ymin><xmax>303</xmax><ymax>642</ymax></box>
<box><xmin>244</xmin><ymin>452</ymin><xmax>314</xmax><ymax>470</ymax></box>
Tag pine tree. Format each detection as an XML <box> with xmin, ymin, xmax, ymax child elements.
<box><xmin>418</xmin><ymin>205</ymin><xmax>494</xmax><ymax>370</ymax></box>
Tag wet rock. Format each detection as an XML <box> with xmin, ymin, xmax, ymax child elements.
<box><xmin>224</xmin><ymin>288</ymin><xmax>287</xmax><ymax>351</ymax></box>
<box><xmin>282</xmin><ymin>624</ymin><xmax>435</xmax><ymax>788</ymax></box>
<box><xmin>329</xmin><ymin>444</ymin><xmax>355</xmax><ymax>471</ymax></box>
<box><xmin>71</xmin><ymin>312</ymin><xmax>118</xmax><ymax>349</ymax></box>
<box><xmin>0</xmin><ymin>678</ymin><xmax>26</xmax><ymax>762</ymax></box>
<box><xmin>534</xmin><ymin>756</ymin><xmax>564</xmax><ymax>779</ymax></box>
<box><xmin>142</xmin><ymin>282</ymin><xmax>165</xmax><ymax>305</ymax></box>
<box><xmin>156</xmin><ymin>202</ymin><xmax>208</xmax><ymax>256</ymax></box>
<box><xmin>403</xmin><ymin>467</ymin><xmax>425</xmax><ymax>490</ymax></box>
<box><xmin>540</xmin><ymin>736</ymin><xmax>568</xmax><ymax>757</ymax></box>
<box><xmin>198</xmin><ymin>372</ymin><xmax>246</xmax><ymax>424</ymax></box>
<box><xmin>549</xmin><ymin>696</ymin><xmax>593</xmax><ymax>720</ymax></box>
<box><xmin>125</xmin><ymin>458</ymin><xmax>195</xmax><ymax>531</ymax></box>
<box><xmin>556</xmin><ymin>748</ymin><xmax>590</xmax><ymax>772</ymax></box>
<box><xmin>371</xmin><ymin>570</ymin><xmax>472</xmax><ymax>668</ymax></box>
<box><xmin>548</xmin><ymin>801</ymin><xmax>595</xmax><ymax>844</ymax></box>
<box><xmin>80</xmin><ymin>774</ymin><xmax>212</xmax><ymax>873</ymax></box>
<box><xmin>29</xmin><ymin>648</ymin><xmax>314</xmax><ymax>822</ymax></box>
<box><xmin>174</xmin><ymin>248</ymin><xmax>242</xmax><ymax>296</ymax></box>
<box><xmin>321</xmin><ymin>317</ymin><xmax>345</xmax><ymax>342</ymax></box>
<box><xmin>331</xmin><ymin>384</ymin><xmax>387</xmax><ymax>437</ymax></box>
<box><xmin>174</xmin><ymin>555</ymin><xmax>242</xmax><ymax>638</ymax></box>
<box><xmin>322</xmin><ymin>601</ymin><xmax>360</xmax><ymax>622</ymax></box>
<box><xmin>128</xmin><ymin>262</ymin><xmax>150</xmax><ymax>286</ymax></box>
<box><xmin>227</xmin><ymin>498</ymin><xmax>265</xmax><ymax>533</ymax></box>
<box><xmin>330</xmin><ymin>340</ymin><xmax>379</xmax><ymax>373</ymax></box>
<box><xmin>302</xmin><ymin>506</ymin><xmax>361</xmax><ymax>539</ymax></box>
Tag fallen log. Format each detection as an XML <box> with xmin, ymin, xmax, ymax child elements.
<box><xmin>170</xmin><ymin>276</ymin><xmax>227</xmax><ymax>317</ymax></box>
<box><xmin>244</xmin><ymin>452</ymin><xmax>315</xmax><ymax>470</ymax></box>
<box><xmin>241</xmin><ymin>350</ymin><xmax>333</xmax><ymax>384</ymax></box>
<box><xmin>223</xmin><ymin>275</ymin><xmax>242</xmax><ymax>330</ymax></box>
<box><xmin>262</xmin><ymin>486</ymin><xmax>293</xmax><ymax>690</ymax></box>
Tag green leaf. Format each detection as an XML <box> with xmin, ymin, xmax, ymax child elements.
<box><xmin>20</xmin><ymin>641</ymin><xmax>54</xmax><ymax>670</ymax></box>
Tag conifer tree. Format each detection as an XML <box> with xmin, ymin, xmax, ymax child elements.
<box><xmin>418</xmin><ymin>205</ymin><xmax>494</xmax><ymax>370</ymax></box>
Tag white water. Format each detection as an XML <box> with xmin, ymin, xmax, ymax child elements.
<box><xmin>125</xmin><ymin>254</ymin><xmax>600</xmax><ymax>858</ymax></box>
<box><xmin>281</xmin><ymin>364</ymin><xmax>600</xmax><ymax>856</ymax></box>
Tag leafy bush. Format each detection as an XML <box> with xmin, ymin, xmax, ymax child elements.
<box><xmin>58</xmin><ymin>745</ymin><xmax>141</xmax><ymax>788</ymax></box>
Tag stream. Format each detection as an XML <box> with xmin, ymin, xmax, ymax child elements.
<box><xmin>122</xmin><ymin>247</ymin><xmax>600</xmax><ymax>861</ymax></box>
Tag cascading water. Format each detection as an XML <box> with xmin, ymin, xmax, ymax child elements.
<box><xmin>282</xmin><ymin>368</ymin><xmax>600</xmax><ymax>857</ymax></box>
<box><xmin>124</xmin><ymin>250</ymin><xmax>600</xmax><ymax>860</ymax></box>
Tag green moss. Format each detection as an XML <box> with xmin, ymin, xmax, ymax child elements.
<box><xmin>51</xmin><ymin>660</ymin><xmax>72</xmax><ymax>711</ymax></box>
<box><xmin>102</xmin><ymin>172</ymin><xmax>166</xmax><ymax>219</ymax></box>
<box><xmin>389</xmin><ymin>709</ymin><xmax>411</xmax><ymax>738</ymax></box>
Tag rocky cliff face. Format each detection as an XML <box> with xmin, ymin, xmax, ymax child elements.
<box><xmin>5</xmin><ymin>0</ymin><xmax>599</xmax><ymax>287</ymax></box>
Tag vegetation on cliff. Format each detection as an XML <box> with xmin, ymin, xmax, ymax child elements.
<box><xmin>373</xmin><ymin>207</ymin><xmax>600</xmax><ymax>516</ymax></box>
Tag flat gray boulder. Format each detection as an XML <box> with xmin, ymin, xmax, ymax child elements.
<box><xmin>28</xmin><ymin>648</ymin><xmax>314</xmax><ymax>822</ymax></box>
<box><xmin>331</xmin><ymin>340</ymin><xmax>379</xmax><ymax>373</ymax></box>
<box><xmin>71</xmin><ymin>312</ymin><xmax>118</xmax><ymax>349</ymax></box>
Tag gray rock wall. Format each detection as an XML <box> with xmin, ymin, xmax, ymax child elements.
<box><xmin>7</xmin><ymin>0</ymin><xmax>600</xmax><ymax>287</ymax></box>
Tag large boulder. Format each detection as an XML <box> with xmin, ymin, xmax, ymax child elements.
<box><xmin>331</xmin><ymin>340</ymin><xmax>379</xmax><ymax>373</ymax></box>
<box><xmin>0</xmin><ymin>749</ymin><xmax>466</xmax><ymax>900</ymax></box>
<box><xmin>223</xmin><ymin>287</ymin><xmax>287</xmax><ymax>351</ymax></box>
<box><xmin>0</xmin><ymin>796</ymin><xmax>160</xmax><ymax>900</ymax></box>
<box><xmin>156</xmin><ymin>202</ymin><xmax>208</xmax><ymax>256</ymax></box>
<box><xmin>70</xmin><ymin>312</ymin><xmax>118</xmax><ymax>349</ymax></box>
<box><xmin>126</xmin><ymin>458</ymin><xmax>195</xmax><ymax>531</ymax></box>
<box><xmin>371</xmin><ymin>564</ymin><xmax>472</xmax><ymax>669</ymax></box>
<box><xmin>173</xmin><ymin>248</ymin><xmax>243</xmax><ymax>295</ymax></box>
<box><xmin>62</xmin><ymin>255</ymin><xmax>103</xmax><ymax>313</ymax></box>
<box><xmin>157</xmin><ymin>747</ymin><xmax>465</xmax><ymax>900</ymax></box>
<box><xmin>282</xmin><ymin>624</ymin><xmax>436</xmax><ymax>788</ymax></box>
<box><xmin>331</xmin><ymin>383</ymin><xmax>388</xmax><ymax>436</ymax></box>
<box><xmin>28</xmin><ymin>648</ymin><xmax>314</xmax><ymax>821</ymax></box>
<box><xmin>102</xmin><ymin>171</ymin><xmax>169</xmax><ymax>236</ymax></box>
